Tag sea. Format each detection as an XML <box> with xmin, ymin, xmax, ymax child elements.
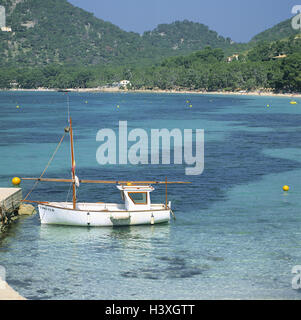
<box><xmin>0</xmin><ymin>91</ymin><xmax>301</xmax><ymax>300</ymax></box>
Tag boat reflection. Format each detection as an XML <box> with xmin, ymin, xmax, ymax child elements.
<box><xmin>38</xmin><ymin>223</ymin><xmax>171</xmax><ymax>251</ymax></box>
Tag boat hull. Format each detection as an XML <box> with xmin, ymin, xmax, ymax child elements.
<box><xmin>38</xmin><ymin>204</ymin><xmax>171</xmax><ymax>227</ymax></box>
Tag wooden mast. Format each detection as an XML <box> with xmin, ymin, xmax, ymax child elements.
<box><xmin>69</xmin><ymin>117</ymin><xmax>76</xmax><ymax>209</ymax></box>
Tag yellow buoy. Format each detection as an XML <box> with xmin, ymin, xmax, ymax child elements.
<box><xmin>16</xmin><ymin>105</ymin><xmax>20</xmax><ymax>109</ymax></box>
<box><xmin>282</xmin><ymin>185</ymin><xmax>289</xmax><ymax>192</ymax></box>
<box><xmin>290</xmin><ymin>101</ymin><xmax>297</xmax><ymax>105</ymax></box>
<box><xmin>189</xmin><ymin>105</ymin><xmax>192</xmax><ymax>108</ymax></box>
<box><xmin>12</xmin><ymin>177</ymin><xmax>21</xmax><ymax>185</ymax></box>
<box><xmin>267</xmin><ymin>104</ymin><xmax>270</xmax><ymax>107</ymax></box>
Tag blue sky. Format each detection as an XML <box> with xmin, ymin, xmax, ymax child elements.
<box><xmin>68</xmin><ymin>0</ymin><xmax>298</xmax><ymax>42</ymax></box>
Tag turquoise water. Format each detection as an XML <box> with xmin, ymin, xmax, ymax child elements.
<box><xmin>0</xmin><ymin>91</ymin><xmax>301</xmax><ymax>299</ymax></box>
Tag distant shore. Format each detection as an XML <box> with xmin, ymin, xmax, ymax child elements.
<box><xmin>3</xmin><ymin>87</ymin><xmax>301</xmax><ymax>98</ymax></box>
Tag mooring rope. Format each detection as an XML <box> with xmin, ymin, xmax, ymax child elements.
<box><xmin>65</xmin><ymin>182</ymin><xmax>73</xmax><ymax>203</ymax></box>
<box><xmin>23</xmin><ymin>133</ymin><xmax>66</xmax><ymax>201</ymax></box>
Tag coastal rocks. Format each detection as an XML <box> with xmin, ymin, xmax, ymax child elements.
<box><xmin>18</xmin><ymin>204</ymin><xmax>36</xmax><ymax>216</ymax></box>
<box><xmin>1</xmin><ymin>203</ymin><xmax>36</xmax><ymax>232</ymax></box>
<box><xmin>0</xmin><ymin>188</ymin><xmax>23</xmax><ymax>232</ymax></box>
<box><xmin>0</xmin><ymin>207</ymin><xmax>18</xmax><ymax>232</ymax></box>
<box><xmin>0</xmin><ymin>189</ymin><xmax>36</xmax><ymax>233</ymax></box>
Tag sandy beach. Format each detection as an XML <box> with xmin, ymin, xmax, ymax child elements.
<box><xmin>4</xmin><ymin>87</ymin><xmax>301</xmax><ymax>98</ymax></box>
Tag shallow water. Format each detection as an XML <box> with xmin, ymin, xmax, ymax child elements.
<box><xmin>0</xmin><ymin>91</ymin><xmax>301</xmax><ymax>299</ymax></box>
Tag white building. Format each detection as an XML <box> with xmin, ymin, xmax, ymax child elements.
<box><xmin>1</xmin><ymin>26</ymin><xmax>12</xmax><ymax>32</ymax></box>
<box><xmin>119</xmin><ymin>80</ymin><xmax>131</xmax><ymax>87</ymax></box>
<box><xmin>227</xmin><ymin>54</ymin><xmax>239</xmax><ymax>63</ymax></box>
<box><xmin>0</xmin><ymin>6</ymin><xmax>5</xmax><ymax>29</ymax></box>
<box><xmin>0</xmin><ymin>6</ymin><xmax>11</xmax><ymax>32</ymax></box>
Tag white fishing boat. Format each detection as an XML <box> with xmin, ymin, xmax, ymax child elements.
<box><xmin>38</xmin><ymin>184</ymin><xmax>171</xmax><ymax>227</ymax></box>
<box><xmin>17</xmin><ymin>113</ymin><xmax>189</xmax><ymax>227</ymax></box>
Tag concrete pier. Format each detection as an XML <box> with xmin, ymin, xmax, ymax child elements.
<box><xmin>0</xmin><ymin>188</ymin><xmax>22</xmax><ymax>231</ymax></box>
<box><xmin>0</xmin><ymin>279</ymin><xmax>26</xmax><ymax>300</ymax></box>
<box><xmin>0</xmin><ymin>188</ymin><xmax>27</xmax><ymax>299</ymax></box>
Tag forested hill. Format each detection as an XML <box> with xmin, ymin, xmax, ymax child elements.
<box><xmin>0</xmin><ymin>0</ymin><xmax>300</xmax><ymax>92</ymax></box>
<box><xmin>0</xmin><ymin>0</ymin><xmax>235</xmax><ymax>67</ymax></box>
<box><xmin>142</xmin><ymin>20</ymin><xmax>232</xmax><ymax>55</ymax></box>
<box><xmin>0</xmin><ymin>0</ymin><xmax>145</xmax><ymax>66</ymax></box>
<box><xmin>251</xmin><ymin>18</ymin><xmax>300</xmax><ymax>43</ymax></box>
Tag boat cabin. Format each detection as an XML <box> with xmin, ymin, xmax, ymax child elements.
<box><xmin>117</xmin><ymin>185</ymin><xmax>154</xmax><ymax>211</ymax></box>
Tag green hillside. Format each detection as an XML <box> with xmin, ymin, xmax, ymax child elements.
<box><xmin>0</xmin><ymin>0</ymin><xmax>300</xmax><ymax>92</ymax></box>
<box><xmin>0</xmin><ymin>0</ymin><xmax>236</xmax><ymax>67</ymax></box>
<box><xmin>0</xmin><ymin>0</ymin><xmax>298</xmax><ymax>68</ymax></box>
<box><xmin>0</xmin><ymin>0</ymin><xmax>147</xmax><ymax>66</ymax></box>
<box><xmin>136</xmin><ymin>36</ymin><xmax>301</xmax><ymax>92</ymax></box>
<box><xmin>142</xmin><ymin>20</ymin><xmax>233</xmax><ymax>55</ymax></box>
<box><xmin>251</xmin><ymin>18</ymin><xmax>300</xmax><ymax>43</ymax></box>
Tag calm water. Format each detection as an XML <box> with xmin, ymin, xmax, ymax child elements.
<box><xmin>0</xmin><ymin>91</ymin><xmax>301</xmax><ymax>300</ymax></box>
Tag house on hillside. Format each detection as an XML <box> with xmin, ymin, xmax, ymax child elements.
<box><xmin>227</xmin><ymin>54</ymin><xmax>239</xmax><ymax>63</ymax></box>
<box><xmin>272</xmin><ymin>54</ymin><xmax>287</xmax><ymax>60</ymax></box>
<box><xmin>1</xmin><ymin>26</ymin><xmax>12</xmax><ymax>32</ymax></box>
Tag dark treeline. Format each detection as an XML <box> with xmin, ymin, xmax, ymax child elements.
<box><xmin>0</xmin><ymin>36</ymin><xmax>300</xmax><ymax>92</ymax></box>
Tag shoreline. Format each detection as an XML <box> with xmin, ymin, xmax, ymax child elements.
<box><xmin>1</xmin><ymin>87</ymin><xmax>300</xmax><ymax>98</ymax></box>
<box><xmin>0</xmin><ymin>279</ymin><xmax>26</xmax><ymax>300</ymax></box>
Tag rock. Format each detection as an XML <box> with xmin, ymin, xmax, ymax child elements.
<box><xmin>18</xmin><ymin>204</ymin><xmax>36</xmax><ymax>215</ymax></box>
